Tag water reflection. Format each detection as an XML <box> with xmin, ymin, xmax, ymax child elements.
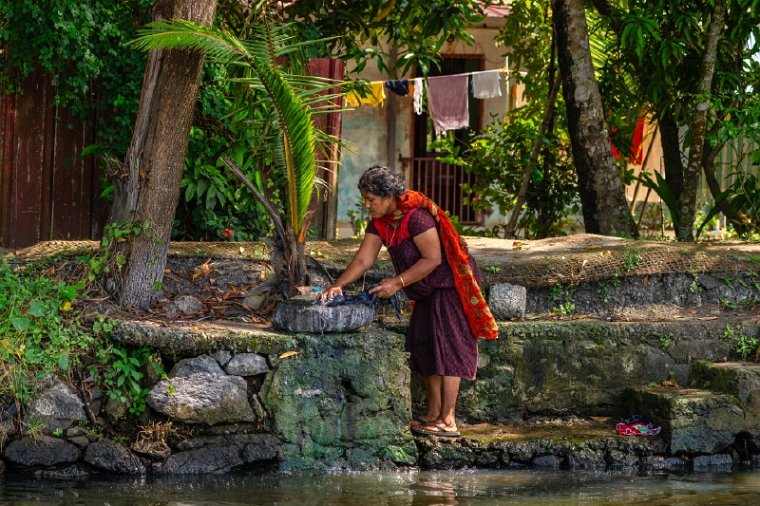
<box><xmin>2</xmin><ymin>469</ymin><xmax>760</xmax><ymax>505</ymax></box>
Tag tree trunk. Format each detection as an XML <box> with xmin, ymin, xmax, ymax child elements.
<box><xmin>552</xmin><ymin>0</ymin><xmax>637</xmax><ymax>237</ymax></box>
<box><xmin>659</xmin><ymin>111</ymin><xmax>685</xmax><ymax>209</ymax></box>
<box><xmin>675</xmin><ymin>0</ymin><xmax>726</xmax><ymax>241</ymax></box>
<box><xmin>108</xmin><ymin>0</ymin><xmax>218</xmax><ymax>308</ymax></box>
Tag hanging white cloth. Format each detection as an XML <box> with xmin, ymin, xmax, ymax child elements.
<box><xmin>471</xmin><ymin>69</ymin><xmax>502</xmax><ymax>99</ymax></box>
<box><xmin>413</xmin><ymin>77</ymin><xmax>424</xmax><ymax>115</ymax></box>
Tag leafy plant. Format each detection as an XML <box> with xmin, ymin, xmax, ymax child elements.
<box><xmin>0</xmin><ymin>256</ymin><xmax>165</xmax><ymax>419</ymax></box>
<box><xmin>698</xmin><ymin>173</ymin><xmax>760</xmax><ymax>238</ymax></box>
<box><xmin>689</xmin><ymin>274</ymin><xmax>703</xmax><ymax>294</ymax></box>
<box><xmin>735</xmin><ymin>329</ymin><xmax>759</xmax><ymax>361</ymax></box>
<box><xmin>637</xmin><ymin>171</ymin><xmax>680</xmax><ymax>232</ymax></box>
<box><xmin>598</xmin><ymin>277</ymin><xmax>621</xmax><ymax>304</ymax></box>
<box><xmin>659</xmin><ymin>334</ymin><xmax>672</xmax><ymax>350</ymax></box>
<box><xmin>84</xmin><ymin>222</ymin><xmax>145</xmax><ymax>292</ymax></box>
<box><xmin>433</xmin><ymin>116</ymin><xmax>580</xmax><ymax>239</ymax></box>
<box><xmin>86</xmin><ymin>317</ymin><xmax>165</xmax><ymax>417</ymax></box>
<box><xmin>0</xmin><ymin>259</ymin><xmax>91</xmax><ymax>402</ymax></box>
<box><xmin>622</xmin><ymin>247</ymin><xmax>643</xmax><ymax>272</ymax></box>
<box><xmin>550</xmin><ymin>283</ymin><xmax>575</xmax><ymax>315</ymax></box>
<box><xmin>552</xmin><ymin>301</ymin><xmax>576</xmax><ymax>315</ymax></box>
<box><xmin>174</xmin><ymin>63</ymin><xmax>276</xmax><ymax>242</ymax></box>
<box><xmin>346</xmin><ymin>196</ymin><xmax>369</xmax><ymax>238</ymax></box>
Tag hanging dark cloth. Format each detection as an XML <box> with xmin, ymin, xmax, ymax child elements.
<box><xmin>384</xmin><ymin>79</ymin><xmax>411</xmax><ymax>96</ymax></box>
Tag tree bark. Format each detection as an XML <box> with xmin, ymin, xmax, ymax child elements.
<box><xmin>659</xmin><ymin>111</ymin><xmax>684</xmax><ymax>208</ymax></box>
<box><xmin>675</xmin><ymin>0</ymin><xmax>726</xmax><ymax>241</ymax></box>
<box><xmin>108</xmin><ymin>0</ymin><xmax>218</xmax><ymax>308</ymax></box>
<box><xmin>552</xmin><ymin>0</ymin><xmax>637</xmax><ymax>237</ymax></box>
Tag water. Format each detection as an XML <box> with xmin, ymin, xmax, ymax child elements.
<box><xmin>2</xmin><ymin>469</ymin><xmax>760</xmax><ymax>505</ymax></box>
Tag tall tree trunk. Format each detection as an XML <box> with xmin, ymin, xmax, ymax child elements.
<box><xmin>659</xmin><ymin>111</ymin><xmax>685</xmax><ymax>208</ymax></box>
<box><xmin>108</xmin><ymin>0</ymin><xmax>218</xmax><ymax>308</ymax></box>
<box><xmin>676</xmin><ymin>0</ymin><xmax>726</xmax><ymax>241</ymax></box>
<box><xmin>552</xmin><ymin>0</ymin><xmax>637</xmax><ymax>237</ymax></box>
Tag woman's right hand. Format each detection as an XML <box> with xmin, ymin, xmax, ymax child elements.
<box><xmin>321</xmin><ymin>285</ymin><xmax>343</xmax><ymax>302</ymax></box>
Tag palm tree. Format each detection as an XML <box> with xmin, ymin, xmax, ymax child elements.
<box><xmin>131</xmin><ymin>17</ymin><xmax>344</xmax><ymax>296</ymax></box>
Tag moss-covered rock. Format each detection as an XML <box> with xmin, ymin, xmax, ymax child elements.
<box><xmin>456</xmin><ymin>319</ymin><xmax>746</xmax><ymax>421</ymax></box>
<box><xmin>624</xmin><ymin>387</ymin><xmax>744</xmax><ymax>454</ymax></box>
<box><xmin>260</xmin><ymin>329</ymin><xmax>416</xmax><ymax>470</ymax></box>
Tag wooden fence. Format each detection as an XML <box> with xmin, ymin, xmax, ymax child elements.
<box><xmin>0</xmin><ymin>69</ymin><xmax>105</xmax><ymax>249</ymax></box>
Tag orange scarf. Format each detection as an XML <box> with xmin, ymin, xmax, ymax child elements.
<box><xmin>383</xmin><ymin>190</ymin><xmax>498</xmax><ymax>340</ymax></box>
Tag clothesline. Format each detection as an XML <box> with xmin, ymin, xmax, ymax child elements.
<box><xmin>361</xmin><ymin>67</ymin><xmax>510</xmax><ymax>86</ymax></box>
<box><xmin>347</xmin><ymin>68</ymin><xmax>509</xmax><ymax>133</ymax></box>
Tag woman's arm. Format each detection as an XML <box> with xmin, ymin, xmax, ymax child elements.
<box><xmin>323</xmin><ymin>232</ymin><xmax>383</xmax><ymax>299</ymax></box>
<box><xmin>369</xmin><ymin>227</ymin><xmax>442</xmax><ymax>298</ymax></box>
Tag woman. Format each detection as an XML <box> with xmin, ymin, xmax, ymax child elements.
<box><xmin>323</xmin><ymin>165</ymin><xmax>498</xmax><ymax>437</ymax></box>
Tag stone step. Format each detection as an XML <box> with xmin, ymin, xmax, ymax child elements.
<box><xmin>690</xmin><ymin>360</ymin><xmax>760</xmax><ymax>406</ymax></box>
<box><xmin>623</xmin><ymin>387</ymin><xmax>746</xmax><ymax>455</ymax></box>
<box><xmin>690</xmin><ymin>361</ymin><xmax>760</xmax><ymax>437</ymax></box>
<box><xmin>414</xmin><ymin>419</ymin><xmax>681</xmax><ymax>471</ymax></box>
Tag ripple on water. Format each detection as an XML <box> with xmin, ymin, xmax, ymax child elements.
<box><xmin>2</xmin><ymin>469</ymin><xmax>760</xmax><ymax>505</ymax></box>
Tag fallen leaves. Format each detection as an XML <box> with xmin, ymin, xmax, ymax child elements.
<box><xmin>279</xmin><ymin>351</ymin><xmax>300</xmax><ymax>359</ymax></box>
<box><xmin>190</xmin><ymin>259</ymin><xmax>213</xmax><ymax>282</ymax></box>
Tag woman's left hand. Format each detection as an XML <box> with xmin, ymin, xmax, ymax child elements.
<box><xmin>368</xmin><ymin>277</ymin><xmax>403</xmax><ymax>298</ymax></box>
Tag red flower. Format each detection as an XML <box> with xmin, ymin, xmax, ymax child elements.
<box><xmin>222</xmin><ymin>227</ymin><xmax>235</xmax><ymax>239</ymax></box>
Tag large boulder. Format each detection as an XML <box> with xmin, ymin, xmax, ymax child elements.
<box><xmin>3</xmin><ymin>436</ymin><xmax>81</xmax><ymax>467</ymax></box>
<box><xmin>272</xmin><ymin>299</ymin><xmax>376</xmax><ymax>333</ymax></box>
<box><xmin>147</xmin><ymin>373</ymin><xmax>254</xmax><ymax>425</ymax></box>
<box><xmin>170</xmin><ymin>355</ymin><xmax>226</xmax><ymax>378</ymax></box>
<box><xmin>488</xmin><ymin>283</ymin><xmax>527</xmax><ymax>319</ymax></box>
<box><xmin>24</xmin><ymin>380</ymin><xmax>86</xmax><ymax>432</ymax></box>
<box><xmin>225</xmin><ymin>353</ymin><xmax>269</xmax><ymax>376</ymax></box>
<box><xmin>158</xmin><ymin>446</ymin><xmax>244</xmax><ymax>475</ymax></box>
<box><xmin>261</xmin><ymin>329</ymin><xmax>415</xmax><ymax>470</ymax></box>
<box><xmin>690</xmin><ymin>361</ymin><xmax>760</xmax><ymax>436</ymax></box>
<box><xmin>84</xmin><ymin>440</ymin><xmax>146</xmax><ymax>475</ymax></box>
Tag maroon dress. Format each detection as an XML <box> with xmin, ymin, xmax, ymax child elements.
<box><xmin>366</xmin><ymin>209</ymin><xmax>479</xmax><ymax>380</ymax></box>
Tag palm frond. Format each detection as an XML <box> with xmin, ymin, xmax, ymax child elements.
<box><xmin>131</xmin><ymin>20</ymin><xmax>249</xmax><ymax>63</ymax></box>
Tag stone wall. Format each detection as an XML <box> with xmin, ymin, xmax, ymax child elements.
<box><xmin>0</xmin><ymin>325</ymin><xmax>416</xmax><ymax>475</ymax></box>
<box><xmin>2</xmin><ymin>293</ymin><xmax>759</xmax><ymax>476</ymax></box>
<box><xmin>526</xmin><ymin>272</ymin><xmax>760</xmax><ymax>314</ymax></box>
<box><xmin>407</xmin><ymin>319</ymin><xmax>758</xmax><ymax>421</ymax></box>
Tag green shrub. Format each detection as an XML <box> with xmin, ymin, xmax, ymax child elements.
<box><xmin>0</xmin><ymin>258</ymin><xmax>161</xmax><ymax>415</ymax></box>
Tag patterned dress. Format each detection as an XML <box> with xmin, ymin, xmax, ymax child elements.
<box><xmin>366</xmin><ymin>209</ymin><xmax>480</xmax><ymax>380</ymax></box>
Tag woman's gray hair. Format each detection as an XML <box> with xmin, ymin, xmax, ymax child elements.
<box><xmin>358</xmin><ymin>165</ymin><xmax>407</xmax><ymax>198</ymax></box>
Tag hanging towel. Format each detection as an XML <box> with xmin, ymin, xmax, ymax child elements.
<box><xmin>346</xmin><ymin>81</ymin><xmax>386</xmax><ymax>107</ymax></box>
<box><xmin>427</xmin><ymin>75</ymin><xmax>469</xmax><ymax>134</ymax></box>
<box><xmin>413</xmin><ymin>78</ymin><xmax>424</xmax><ymax>115</ymax></box>
<box><xmin>384</xmin><ymin>80</ymin><xmax>410</xmax><ymax>96</ymax></box>
<box><xmin>471</xmin><ymin>69</ymin><xmax>502</xmax><ymax>99</ymax></box>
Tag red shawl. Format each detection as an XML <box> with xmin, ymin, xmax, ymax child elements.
<box><xmin>378</xmin><ymin>190</ymin><xmax>498</xmax><ymax>340</ymax></box>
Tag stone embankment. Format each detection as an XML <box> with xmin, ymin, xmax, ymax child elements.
<box><xmin>1</xmin><ymin>236</ymin><xmax>759</xmax><ymax>476</ymax></box>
